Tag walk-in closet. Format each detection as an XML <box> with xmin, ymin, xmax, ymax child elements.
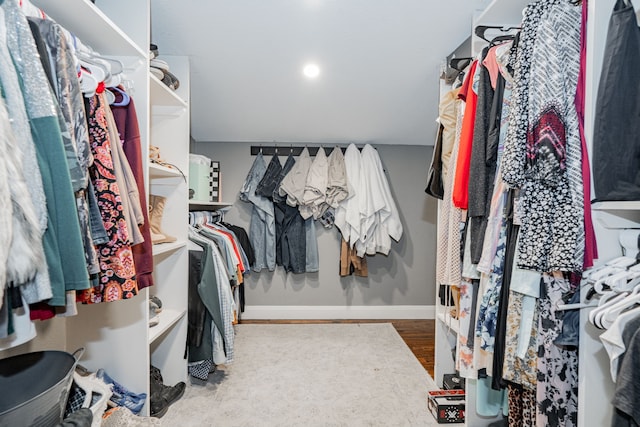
<box><xmin>0</xmin><ymin>0</ymin><xmax>638</xmax><ymax>426</ymax></box>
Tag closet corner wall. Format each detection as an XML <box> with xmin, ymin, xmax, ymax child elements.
<box><xmin>21</xmin><ymin>0</ymin><xmax>191</xmax><ymax>416</ymax></box>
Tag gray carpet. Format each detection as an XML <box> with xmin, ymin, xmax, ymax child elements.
<box><xmin>161</xmin><ymin>323</ymin><xmax>440</xmax><ymax>426</ymax></box>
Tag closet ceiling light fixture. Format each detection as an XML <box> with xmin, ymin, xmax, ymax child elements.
<box><xmin>303</xmin><ymin>63</ymin><xmax>321</xmax><ymax>79</ymax></box>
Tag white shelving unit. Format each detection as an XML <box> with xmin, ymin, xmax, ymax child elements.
<box><xmin>19</xmin><ymin>0</ymin><xmax>192</xmax><ymax>417</ymax></box>
<box><xmin>578</xmin><ymin>2</ymin><xmax>640</xmax><ymax>427</ymax></box>
<box><xmin>148</xmin><ymin>54</ymin><xmax>190</xmax><ymax>393</ymax></box>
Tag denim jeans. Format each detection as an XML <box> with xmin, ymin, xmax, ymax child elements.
<box><xmin>275</xmin><ymin>202</ymin><xmax>306</xmax><ymax>273</ymax></box>
<box><xmin>256</xmin><ymin>154</ymin><xmax>282</xmax><ymax>200</ymax></box>
<box><xmin>240</xmin><ymin>153</ymin><xmax>276</xmax><ymax>272</ymax></box>
<box><xmin>305</xmin><ymin>218</ymin><xmax>319</xmax><ymax>273</ymax></box>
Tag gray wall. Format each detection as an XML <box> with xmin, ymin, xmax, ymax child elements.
<box><xmin>192</xmin><ymin>142</ymin><xmax>438</xmax><ymax>307</ymax></box>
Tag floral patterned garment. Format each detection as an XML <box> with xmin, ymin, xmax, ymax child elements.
<box><xmin>502</xmin><ymin>290</ymin><xmax>538</xmax><ymax>390</ymax></box>
<box><xmin>476</xmin><ymin>223</ymin><xmax>507</xmax><ymax>352</ymax></box>
<box><xmin>456</xmin><ymin>278</ymin><xmax>477</xmax><ymax>378</ymax></box>
<box><xmin>77</xmin><ymin>94</ymin><xmax>137</xmax><ymax>304</ymax></box>
<box><xmin>536</xmin><ymin>272</ymin><xmax>579</xmax><ymax>427</ymax></box>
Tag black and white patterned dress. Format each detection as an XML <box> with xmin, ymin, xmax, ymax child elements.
<box><xmin>501</xmin><ymin>0</ymin><xmax>584</xmax><ymax>273</ymax></box>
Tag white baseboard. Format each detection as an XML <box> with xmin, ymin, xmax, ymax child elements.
<box><xmin>241</xmin><ymin>305</ymin><xmax>435</xmax><ymax>320</ymax></box>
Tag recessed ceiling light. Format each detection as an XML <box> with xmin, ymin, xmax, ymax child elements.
<box><xmin>303</xmin><ymin>63</ymin><xmax>320</xmax><ymax>79</ymax></box>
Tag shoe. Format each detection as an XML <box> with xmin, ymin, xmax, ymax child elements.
<box><xmin>148</xmin><ymin>195</ymin><xmax>177</xmax><ymax>244</ymax></box>
<box><xmin>149</xmin><ymin>315</ymin><xmax>160</xmax><ymax>328</ymax></box>
<box><xmin>97</xmin><ymin>369</ymin><xmax>147</xmax><ymax>415</ymax></box>
<box><xmin>149</xmin><ymin>365</ymin><xmax>185</xmax><ymax>418</ymax></box>
<box><xmin>150</xmin><ymin>365</ymin><xmax>163</xmax><ymax>384</ymax></box>
<box><xmin>149</xmin><ymin>382</ymin><xmax>185</xmax><ymax>418</ymax></box>
<box><xmin>149</xmin><ymin>298</ymin><xmax>161</xmax><ymax>327</ymax></box>
<box><xmin>150</xmin><ymin>296</ymin><xmax>163</xmax><ymax>313</ymax></box>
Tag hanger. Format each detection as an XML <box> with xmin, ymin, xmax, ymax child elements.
<box><xmin>449</xmin><ymin>57</ymin><xmax>473</xmax><ymax>72</ymax></box>
<box><xmin>79</xmin><ymin>67</ymin><xmax>99</xmax><ymax>97</ymax></box>
<box><xmin>108</xmin><ymin>86</ymin><xmax>130</xmax><ymax>107</ymax></box>
<box><xmin>474</xmin><ymin>25</ymin><xmax>521</xmax><ymax>44</ymax></box>
<box><xmin>599</xmin><ymin>282</ymin><xmax>640</xmax><ymax>329</ymax></box>
<box><xmin>489</xmin><ymin>34</ymin><xmax>516</xmax><ymax>47</ymax></box>
<box><xmin>589</xmin><ymin>291</ymin><xmax>629</xmax><ymax>328</ymax></box>
<box><xmin>20</xmin><ymin>0</ymin><xmax>45</xmax><ymax>18</ymax></box>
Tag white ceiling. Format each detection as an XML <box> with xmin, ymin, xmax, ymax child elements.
<box><xmin>151</xmin><ymin>0</ymin><xmax>475</xmax><ymax>145</ymax></box>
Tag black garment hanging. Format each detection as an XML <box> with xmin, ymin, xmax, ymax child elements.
<box><xmin>592</xmin><ymin>0</ymin><xmax>640</xmax><ymax>201</ymax></box>
<box><xmin>425</xmin><ymin>123</ymin><xmax>445</xmax><ymax>199</ymax></box>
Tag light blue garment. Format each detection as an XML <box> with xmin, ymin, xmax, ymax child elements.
<box><xmin>476</xmin><ymin>376</ymin><xmax>506</xmax><ymax>417</ymax></box>
<box><xmin>305</xmin><ymin>218</ymin><xmax>319</xmax><ymax>273</ymax></box>
<box><xmin>240</xmin><ymin>153</ymin><xmax>275</xmax><ymax>272</ymax></box>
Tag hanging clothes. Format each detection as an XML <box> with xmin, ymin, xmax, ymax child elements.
<box><xmin>102</xmin><ymin>92</ymin><xmax>144</xmax><ymax>246</ymax></box>
<box><xmin>111</xmin><ymin>92</ymin><xmax>155</xmax><ymax>290</ymax></box>
<box><xmin>339</xmin><ymin>238</ymin><xmax>367</xmax><ymax>277</ymax></box>
<box><xmin>3</xmin><ymin>0</ymin><xmax>89</xmax><ymax>306</ymax></box>
<box><xmin>188</xmin><ymin>227</ymin><xmax>236</xmax><ymax>365</ymax></box>
<box><xmin>279</xmin><ymin>147</ymin><xmax>312</xmax><ymax>208</ymax></box>
<box><xmin>240</xmin><ymin>152</ymin><xmax>276</xmax><ymax>272</ymax></box>
<box><xmin>34</xmin><ymin>17</ymin><xmax>99</xmax><ymax>277</ymax></box>
<box><xmin>300</xmin><ymin>147</ymin><xmax>329</xmax><ymax>220</ymax></box>
<box><xmin>273</xmin><ymin>154</ymin><xmax>306</xmax><ymax>273</ymax></box>
<box><xmin>335</xmin><ymin>144</ymin><xmax>363</xmax><ymax>247</ymax></box>
<box><xmin>435</xmin><ymin>87</ymin><xmax>463</xmax><ymax>287</ymax></box>
<box><xmin>325</xmin><ymin>147</ymin><xmax>349</xmax><ymax>209</ymax></box>
<box><xmin>77</xmin><ymin>94</ymin><xmax>137</xmax><ymax>304</ymax></box>
<box><xmin>0</xmin><ymin>93</ymin><xmax>43</xmax><ymax>313</ymax></box>
<box><xmin>355</xmin><ymin>144</ymin><xmax>403</xmax><ymax>257</ymax></box>
<box><xmin>574</xmin><ymin>0</ymin><xmax>598</xmax><ymax>269</ymax></box>
<box><xmin>451</xmin><ymin>60</ymin><xmax>479</xmax><ymax>210</ymax></box>
<box><xmin>501</xmin><ymin>0</ymin><xmax>584</xmax><ymax>273</ymax></box>
<box><xmin>592</xmin><ymin>0</ymin><xmax>640</xmax><ymax>201</ymax></box>
<box><xmin>536</xmin><ymin>273</ymin><xmax>579</xmax><ymax>427</ymax></box>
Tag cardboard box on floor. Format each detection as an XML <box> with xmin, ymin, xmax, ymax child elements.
<box><xmin>428</xmin><ymin>389</ymin><xmax>465</xmax><ymax>424</ymax></box>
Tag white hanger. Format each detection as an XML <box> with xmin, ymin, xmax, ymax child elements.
<box><xmin>79</xmin><ymin>69</ymin><xmax>99</xmax><ymax>97</ymax></box>
<box><xmin>19</xmin><ymin>0</ymin><xmax>45</xmax><ymax>18</ymax></box>
<box><xmin>609</xmin><ymin>270</ymin><xmax>640</xmax><ymax>293</ymax></box>
<box><xmin>589</xmin><ymin>291</ymin><xmax>629</xmax><ymax>327</ymax></box>
<box><xmin>600</xmin><ymin>283</ymin><xmax>640</xmax><ymax>329</ymax></box>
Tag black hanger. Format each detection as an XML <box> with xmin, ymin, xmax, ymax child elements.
<box><xmin>449</xmin><ymin>57</ymin><xmax>473</xmax><ymax>72</ymax></box>
<box><xmin>489</xmin><ymin>34</ymin><xmax>517</xmax><ymax>47</ymax></box>
<box><xmin>474</xmin><ymin>25</ymin><xmax>521</xmax><ymax>44</ymax></box>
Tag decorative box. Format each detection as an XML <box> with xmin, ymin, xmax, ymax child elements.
<box><xmin>428</xmin><ymin>389</ymin><xmax>465</xmax><ymax>424</ymax></box>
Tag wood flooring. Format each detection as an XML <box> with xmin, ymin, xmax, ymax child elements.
<box><xmin>240</xmin><ymin>319</ymin><xmax>436</xmax><ymax>378</ymax></box>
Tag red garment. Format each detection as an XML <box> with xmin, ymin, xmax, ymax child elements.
<box><xmin>575</xmin><ymin>0</ymin><xmax>597</xmax><ymax>269</ymax></box>
<box><xmin>202</xmin><ymin>223</ymin><xmax>245</xmax><ymax>273</ymax></box>
<box><xmin>452</xmin><ymin>60</ymin><xmax>479</xmax><ymax>210</ymax></box>
<box><xmin>110</xmin><ymin>92</ymin><xmax>154</xmax><ymax>290</ymax></box>
<box><xmin>29</xmin><ymin>303</ymin><xmax>55</xmax><ymax>321</ymax></box>
<box><xmin>216</xmin><ymin>228</ymin><xmax>246</xmax><ymax>273</ymax></box>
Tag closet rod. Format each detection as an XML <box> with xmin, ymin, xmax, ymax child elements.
<box><xmin>250</xmin><ymin>145</ymin><xmax>367</xmax><ymax>156</ymax></box>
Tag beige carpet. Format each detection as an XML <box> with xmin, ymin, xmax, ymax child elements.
<box><xmin>161</xmin><ymin>323</ymin><xmax>440</xmax><ymax>427</ymax></box>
